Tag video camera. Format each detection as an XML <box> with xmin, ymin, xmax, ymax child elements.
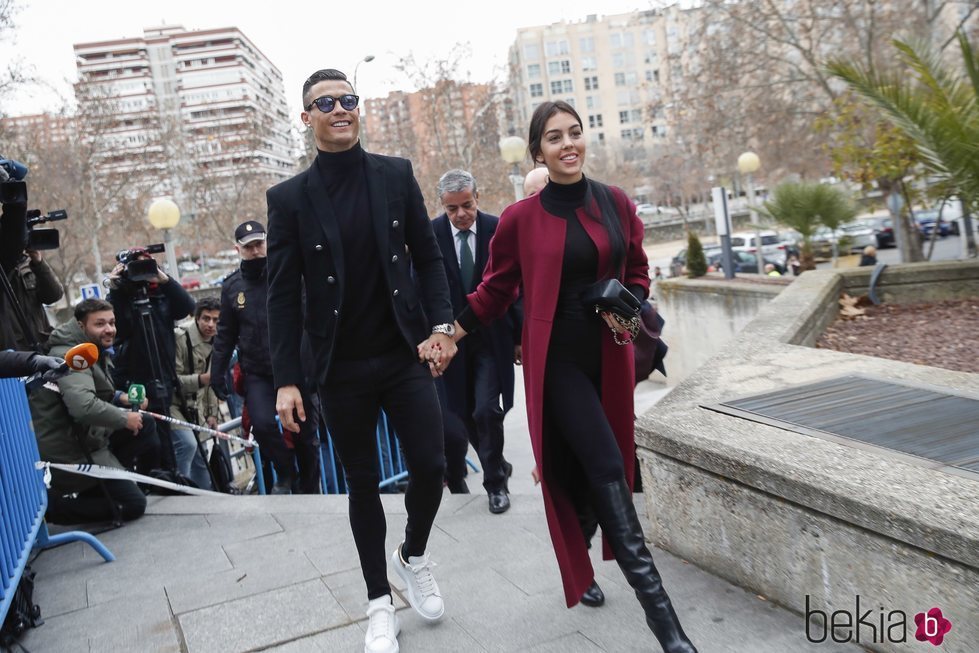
<box><xmin>1</xmin><ymin>156</ymin><xmax>68</xmax><ymax>251</ymax></box>
<box><xmin>116</xmin><ymin>244</ymin><xmax>166</xmax><ymax>283</ymax></box>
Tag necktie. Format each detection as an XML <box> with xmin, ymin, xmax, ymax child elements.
<box><xmin>458</xmin><ymin>230</ymin><xmax>474</xmax><ymax>290</ymax></box>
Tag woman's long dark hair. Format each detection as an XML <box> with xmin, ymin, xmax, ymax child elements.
<box><xmin>528</xmin><ymin>101</ymin><xmax>627</xmax><ymax>277</ymax></box>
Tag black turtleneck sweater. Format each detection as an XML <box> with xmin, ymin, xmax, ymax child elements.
<box><xmin>316</xmin><ymin>143</ymin><xmax>402</xmax><ymax>360</ymax></box>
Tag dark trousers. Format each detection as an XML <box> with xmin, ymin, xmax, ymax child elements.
<box><xmin>108</xmin><ymin>418</ymin><xmax>162</xmax><ymax>476</ymax></box>
<box><xmin>243</xmin><ymin>373</ymin><xmax>321</xmax><ymax>493</ymax></box>
<box><xmin>320</xmin><ymin>348</ymin><xmax>446</xmax><ymax>600</ymax></box>
<box><xmin>442</xmin><ymin>340</ymin><xmax>507</xmax><ymax>492</ymax></box>
<box><xmin>46</xmin><ymin>479</ymin><xmax>146</xmax><ymax>525</ymax></box>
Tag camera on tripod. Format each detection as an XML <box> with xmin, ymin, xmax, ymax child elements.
<box><xmin>116</xmin><ymin>244</ymin><xmax>166</xmax><ymax>284</ymax></box>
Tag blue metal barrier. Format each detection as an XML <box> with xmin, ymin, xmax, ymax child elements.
<box><xmin>0</xmin><ymin>377</ymin><xmax>114</xmax><ymax>625</ymax></box>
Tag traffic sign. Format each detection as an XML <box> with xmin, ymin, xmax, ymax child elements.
<box><xmin>79</xmin><ymin>283</ymin><xmax>102</xmax><ymax>300</ymax></box>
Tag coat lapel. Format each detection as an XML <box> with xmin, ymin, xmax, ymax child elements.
<box><xmin>303</xmin><ymin>164</ymin><xmax>345</xmax><ymax>283</ymax></box>
<box><xmin>474</xmin><ymin>211</ymin><xmax>490</xmax><ymax>284</ymax></box>
<box><xmin>364</xmin><ymin>153</ymin><xmax>390</xmax><ymax>263</ymax></box>
<box><xmin>435</xmin><ymin>215</ymin><xmax>462</xmax><ymax>280</ymax></box>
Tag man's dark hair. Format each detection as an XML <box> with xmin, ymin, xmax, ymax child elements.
<box><xmin>74</xmin><ymin>298</ymin><xmax>113</xmax><ymax>323</ymax></box>
<box><xmin>194</xmin><ymin>296</ymin><xmax>221</xmax><ymax>319</ymax></box>
<box><xmin>302</xmin><ymin>69</ymin><xmax>353</xmax><ymax>107</ymax></box>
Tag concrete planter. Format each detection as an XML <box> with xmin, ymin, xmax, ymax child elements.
<box><xmin>638</xmin><ymin>261</ymin><xmax>979</xmax><ymax>652</ymax></box>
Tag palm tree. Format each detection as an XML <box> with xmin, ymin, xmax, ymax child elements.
<box><xmin>756</xmin><ymin>182</ymin><xmax>857</xmax><ymax>271</ymax></box>
<box><xmin>827</xmin><ymin>32</ymin><xmax>978</xmax><ymax>257</ymax></box>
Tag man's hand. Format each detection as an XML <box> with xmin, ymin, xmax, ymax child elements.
<box><xmin>26</xmin><ymin>249</ymin><xmax>42</xmax><ymax>263</ymax></box>
<box><xmin>513</xmin><ymin>345</ymin><xmax>523</xmax><ymax>366</ymax></box>
<box><xmin>125</xmin><ymin>411</ymin><xmax>143</xmax><ymax>433</ymax></box>
<box><xmin>199</xmin><ymin>371</ymin><xmax>211</xmax><ymax>386</ymax></box>
<box><xmin>211</xmin><ymin>378</ymin><xmax>229</xmax><ymax>402</ymax></box>
<box><xmin>206</xmin><ymin>416</ymin><xmax>219</xmax><ymax>430</ymax></box>
<box><xmin>276</xmin><ymin>385</ymin><xmax>306</xmax><ymax>433</ymax></box>
<box><xmin>29</xmin><ymin>354</ymin><xmax>69</xmax><ymax>381</ymax></box>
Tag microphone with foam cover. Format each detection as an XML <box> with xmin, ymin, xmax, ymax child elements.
<box><xmin>65</xmin><ymin>342</ymin><xmax>99</xmax><ymax>371</ymax></box>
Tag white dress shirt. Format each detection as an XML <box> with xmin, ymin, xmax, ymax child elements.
<box><xmin>449</xmin><ymin>222</ymin><xmax>477</xmax><ymax>268</ymax></box>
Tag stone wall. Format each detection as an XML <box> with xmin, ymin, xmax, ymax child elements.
<box><xmin>637</xmin><ymin>260</ymin><xmax>979</xmax><ymax>653</ymax></box>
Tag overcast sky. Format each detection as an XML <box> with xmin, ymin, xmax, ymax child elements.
<box><xmin>1</xmin><ymin>0</ymin><xmax>658</xmax><ymax>121</ymax></box>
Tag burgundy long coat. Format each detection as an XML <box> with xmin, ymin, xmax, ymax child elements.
<box><xmin>466</xmin><ymin>183</ymin><xmax>650</xmax><ymax>607</ymax></box>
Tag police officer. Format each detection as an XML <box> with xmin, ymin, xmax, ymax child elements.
<box><xmin>210</xmin><ymin>221</ymin><xmax>320</xmax><ymax>494</ymax></box>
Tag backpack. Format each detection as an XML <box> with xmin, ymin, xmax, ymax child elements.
<box><xmin>208</xmin><ymin>440</ymin><xmax>238</xmax><ymax>494</ymax></box>
<box><xmin>0</xmin><ymin>565</ymin><xmax>43</xmax><ymax>649</ymax></box>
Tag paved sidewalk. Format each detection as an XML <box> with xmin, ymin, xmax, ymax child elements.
<box><xmin>21</xmin><ymin>380</ymin><xmax>864</xmax><ymax>652</ymax></box>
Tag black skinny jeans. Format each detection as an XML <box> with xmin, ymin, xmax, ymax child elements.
<box><xmin>543</xmin><ymin>318</ymin><xmax>625</xmax><ymax>489</ymax></box>
<box><xmin>320</xmin><ymin>348</ymin><xmax>446</xmax><ymax>600</ymax></box>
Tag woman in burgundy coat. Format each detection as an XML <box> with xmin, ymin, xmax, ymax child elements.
<box><xmin>437</xmin><ymin>101</ymin><xmax>697</xmax><ymax>652</ymax></box>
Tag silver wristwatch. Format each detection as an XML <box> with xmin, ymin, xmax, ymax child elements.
<box><xmin>431</xmin><ymin>323</ymin><xmax>456</xmax><ymax>337</ymax></box>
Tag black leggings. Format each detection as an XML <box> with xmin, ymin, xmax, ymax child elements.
<box><xmin>543</xmin><ymin>317</ymin><xmax>625</xmax><ymax>488</ymax></box>
<box><xmin>320</xmin><ymin>348</ymin><xmax>446</xmax><ymax>600</ymax></box>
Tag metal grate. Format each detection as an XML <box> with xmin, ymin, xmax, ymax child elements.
<box><xmin>705</xmin><ymin>375</ymin><xmax>979</xmax><ymax>482</ymax></box>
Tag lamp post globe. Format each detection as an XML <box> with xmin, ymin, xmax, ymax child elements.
<box><xmin>499</xmin><ymin>135</ymin><xmax>527</xmax><ymax>202</ymax></box>
<box><xmin>147</xmin><ymin>198</ymin><xmax>182</xmax><ymax>280</ymax></box>
<box><xmin>737</xmin><ymin>151</ymin><xmax>760</xmax><ymax>176</ymax></box>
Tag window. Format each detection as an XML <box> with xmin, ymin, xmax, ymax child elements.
<box><xmin>631</xmin><ymin>109</ymin><xmax>643</xmax><ymax>122</ymax></box>
<box><xmin>529</xmin><ymin>83</ymin><xmax>543</xmax><ymax>98</ymax></box>
<box><xmin>548</xmin><ymin>60</ymin><xmax>571</xmax><ymax>75</ymax></box>
<box><xmin>545</xmin><ymin>40</ymin><xmax>570</xmax><ymax>56</ymax></box>
<box><xmin>586</xmin><ymin>95</ymin><xmax>600</xmax><ymax>109</ymax></box>
<box><xmin>581</xmin><ymin>56</ymin><xmax>597</xmax><ymax>71</ymax></box>
<box><xmin>643</xmin><ymin>29</ymin><xmax>657</xmax><ymax>45</ymax></box>
<box><xmin>591</xmin><ymin>132</ymin><xmax>605</xmax><ymax>144</ymax></box>
<box><xmin>609</xmin><ymin>32</ymin><xmax>634</xmax><ymax>49</ymax></box>
<box><xmin>619</xmin><ymin>110</ymin><xmax>630</xmax><ymax>124</ymax></box>
<box><xmin>579</xmin><ymin>36</ymin><xmax>595</xmax><ymax>52</ymax></box>
<box><xmin>644</xmin><ymin>50</ymin><xmax>658</xmax><ymax>64</ymax></box>
<box><xmin>584</xmin><ymin>76</ymin><xmax>599</xmax><ymax>90</ymax></box>
<box><xmin>612</xmin><ymin>52</ymin><xmax>626</xmax><ymax>68</ymax></box>
<box><xmin>614</xmin><ymin>72</ymin><xmax>626</xmax><ymax>86</ymax></box>
<box><xmin>523</xmin><ymin>43</ymin><xmax>541</xmax><ymax>61</ymax></box>
<box><xmin>527</xmin><ymin>63</ymin><xmax>541</xmax><ymax>78</ymax></box>
<box><xmin>588</xmin><ymin>114</ymin><xmax>603</xmax><ymax>128</ymax></box>
<box><xmin>550</xmin><ymin>80</ymin><xmax>572</xmax><ymax>94</ymax></box>
<box><xmin>565</xmin><ymin>97</ymin><xmax>575</xmax><ymax>107</ymax></box>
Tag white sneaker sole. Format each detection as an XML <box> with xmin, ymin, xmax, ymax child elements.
<box><xmin>391</xmin><ymin>549</ymin><xmax>445</xmax><ymax>621</ymax></box>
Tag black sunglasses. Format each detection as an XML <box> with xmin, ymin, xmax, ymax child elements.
<box><xmin>305</xmin><ymin>94</ymin><xmax>360</xmax><ymax>113</ymax></box>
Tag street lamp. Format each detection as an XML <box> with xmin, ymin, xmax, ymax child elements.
<box><xmin>353</xmin><ymin>54</ymin><xmax>375</xmax><ymax>91</ymax></box>
<box><xmin>147</xmin><ymin>198</ymin><xmax>181</xmax><ymax>282</ymax></box>
<box><xmin>737</xmin><ymin>151</ymin><xmax>765</xmax><ymax>275</ymax></box>
<box><xmin>499</xmin><ymin>134</ymin><xmax>527</xmax><ymax>202</ymax></box>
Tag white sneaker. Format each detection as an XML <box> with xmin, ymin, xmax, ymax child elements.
<box><xmin>391</xmin><ymin>543</ymin><xmax>444</xmax><ymax>621</ymax></box>
<box><xmin>364</xmin><ymin>595</ymin><xmax>400</xmax><ymax>653</ymax></box>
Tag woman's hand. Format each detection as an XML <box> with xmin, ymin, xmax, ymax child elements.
<box><xmin>600</xmin><ymin>312</ymin><xmax>627</xmax><ymax>334</ymax></box>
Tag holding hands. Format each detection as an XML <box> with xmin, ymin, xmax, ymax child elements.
<box><xmin>417</xmin><ymin>332</ymin><xmax>459</xmax><ymax>377</ymax></box>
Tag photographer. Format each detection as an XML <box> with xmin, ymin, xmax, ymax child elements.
<box><xmin>107</xmin><ymin>251</ymin><xmax>195</xmax><ymax>471</ymax></box>
<box><xmin>28</xmin><ymin>299</ymin><xmax>158</xmax><ymax>524</ymax></box>
<box><xmin>1</xmin><ymin>157</ymin><xmax>29</xmax><ymax>350</ymax></box>
<box><xmin>170</xmin><ymin>297</ymin><xmax>221</xmax><ymax>490</ymax></box>
<box><xmin>5</xmin><ymin>248</ymin><xmax>64</xmax><ymax>350</ymax></box>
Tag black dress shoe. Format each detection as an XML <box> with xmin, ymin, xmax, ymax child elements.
<box><xmin>580</xmin><ymin>580</ymin><xmax>605</xmax><ymax>607</ymax></box>
<box><xmin>447</xmin><ymin>479</ymin><xmax>470</xmax><ymax>494</ymax></box>
<box><xmin>488</xmin><ymin>490</ymin><xmax>510</xmax><ymax>514</ymax></box>
<box><xmin>502</xmin><ymin>460</ymin><xmax>513</xmax><ymax>492</ymax></box>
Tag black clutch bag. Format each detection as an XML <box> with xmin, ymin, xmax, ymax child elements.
<box><xmin>580</xmin><ymin>279</ymin><xmax>642</xmax><ymax>319</ymax></box>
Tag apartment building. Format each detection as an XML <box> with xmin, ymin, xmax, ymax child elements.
<box><xmin>73</xmin><ymin>24</ymin><xmax>296</xmax><ymax>195</ymax></box>
<box><xmin>507</xmin><ymin>9</ymin><xmax>690</xmax><ymax>153</ymax></box>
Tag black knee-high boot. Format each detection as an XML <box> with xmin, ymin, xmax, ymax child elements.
<box><xmin>592</xmin><ymin>479</ymin><xmax>697</xmax><ymax>653</ymax></box>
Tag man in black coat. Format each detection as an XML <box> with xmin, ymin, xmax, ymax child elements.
<box><xmin>431</xmin><ymin>169</ymin><xmax>521</xmax><ymax>513</ymax></box>
<box><xmin>266</xmin><ymin>68</ymin><xmax>457</xmax><ymax>653</ymax></box>
<box><xmin>209</xmin><ymin>221</ymin><xmax>321</xmax><ymax>494</ymax></box>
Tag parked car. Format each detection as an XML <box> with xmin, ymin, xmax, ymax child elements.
<box><xmin>838</xmin><ymin>219</ymin><xmax>884</xmax><ymax>251</ymax></box>
<box><xmin>670</xmin><ymin>243</ymin><xmax>720</xmax><ymax>277</ymax></box>
<box><xmin>707</xmin><ymin>250</ymin><xmax>785</xmax><ymax>275</ymax></box>
<box><xmin>729</xmin><ymin>230</ymin><xmax>795</xmax><ymax>265</ymax></box>
<box><xmin>914</xmin><ymin>209</ymin><xmax>951</xmax><ymax>238</ymax></box>
<box><xmin>180</xmin><ymin>275</ymin><xmax>201</xmax><ymax>290</ymax></box>
<box><xmin>178</xmin><ymin>260</ymin><xmax>200</xmax><ymax>273</ymax></box>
